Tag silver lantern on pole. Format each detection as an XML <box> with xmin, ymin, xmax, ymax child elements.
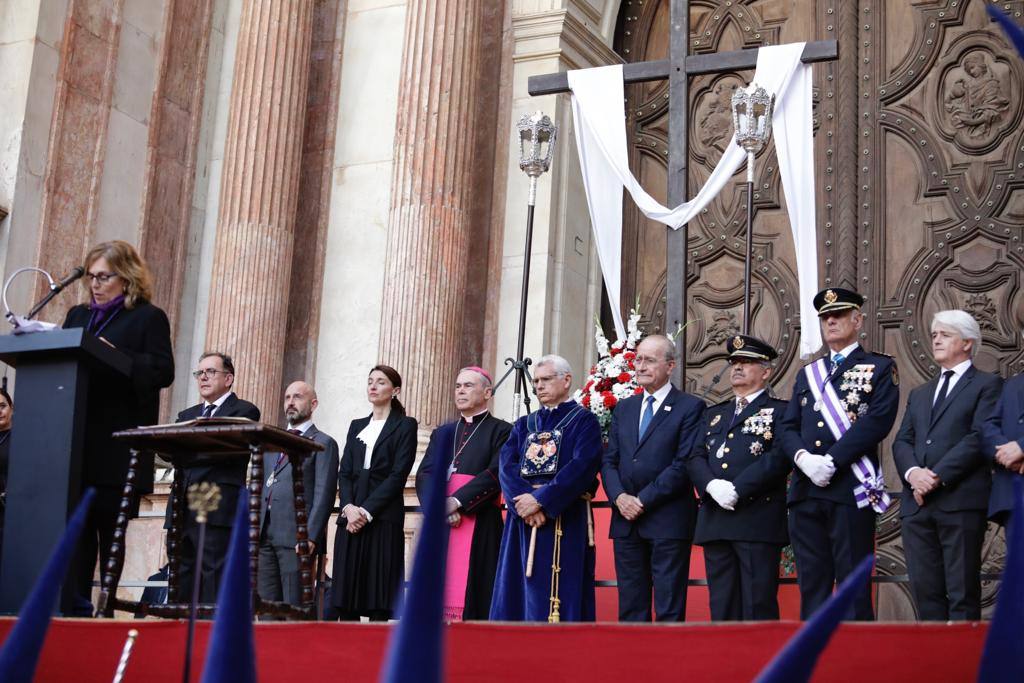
<box><xmin>493</xmin><ymin>111</ymin><xmax>558</xmax><ymax>422</ymax></box>
<box><xmin>731</xmin><ymin>83</ymin><xmax>774</xmax><ymax>333</ymax></box>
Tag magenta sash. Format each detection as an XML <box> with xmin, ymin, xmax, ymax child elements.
<box><xmin>443</xmin><ymin>473</ymin><xmax>477</xmax><ymax>622</ymax></box>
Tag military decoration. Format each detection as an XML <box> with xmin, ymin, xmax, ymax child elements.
<box><xmin>838</xmin><ymin>364</ymin><xmax>875</xmax><ymax>423</ymax></box>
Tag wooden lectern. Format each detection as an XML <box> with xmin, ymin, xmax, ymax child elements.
<box><xmin>0</xmin><ymin>328</ymin><xmax>130</xmax><ymax>615</ymax></box>
<box><xmin>97</xmin><ymin>419</ymin><xmax>324</xmax><ymax>620</ymax></box>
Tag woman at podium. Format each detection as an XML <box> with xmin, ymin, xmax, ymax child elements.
<box><xmin>62</xmin><ymin>240</ymin><xmax>174</xmax><ymax>615</ymax></box>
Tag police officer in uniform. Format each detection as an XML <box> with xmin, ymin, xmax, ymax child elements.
<box><xmin>687</xmin><ymin>334</ymin><xmax>791</xmax><ymax>620</ymax></box>
<box><xmin>779</xmin><ymin>288</ymin><xmax>900</xmax><ymax>620</ymax></box>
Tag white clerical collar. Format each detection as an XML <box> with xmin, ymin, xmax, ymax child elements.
<box><xmin>460</xmin><ymin>409</ymin><xmax>489</xmax><ymax>424</ymax></box>
<box><xmin>288</xmin><ymin>419</ymin><xmax>314</xmax><ymax>434</ymax></box>
<box><xmin>204</xmin><ymin>391</ymin><xmax>234</xmax><ymax>411</ymax></box>
<box><xmin>643</xmin><ymin>383</ymin><xmax>672</xmax><ymax>403</ymax></box>
<box><xmin>830</xmin><ymin>342</ymin><xmax>860</xmax><ymax>362</ymax></box>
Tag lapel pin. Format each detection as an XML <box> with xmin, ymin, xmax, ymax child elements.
<box><xmin>663</xmin><ymin>406</ymin><xmax>672</xmax><ymax>412</ymax></box>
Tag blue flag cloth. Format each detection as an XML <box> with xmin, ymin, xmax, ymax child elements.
<box><xmin>200</xmin><ymin>494</ymin><xmax>256</xmax><ymax>683</ymax></box>
<box><xmin>0</xmin><ymin>488</ymin><xmax>96</xmax><ymax>683</ymax></box>
<box><xmin>379</xmin><ymin>431</ymin><xmax>450</xmax><ymax>683</ymax></box>
<box><xmin>977</xmin><ymin>478</ymin><xmax>1024</xmax><ymax>682</ymax></box>
<box><xmin>987</xmin><ymin>4</ymin><xmax>1024</xmax><ymax>59</ymax></box>
<box><xmin>753</xmin><ymin>554</ymin><xmax>875</xmax><ymax>683</ymax></box>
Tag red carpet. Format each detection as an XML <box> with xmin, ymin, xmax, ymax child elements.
<box><xmin>0</xmin><ymin>617</ymin><xmax>987</xmax><ymax>682</ymax></box>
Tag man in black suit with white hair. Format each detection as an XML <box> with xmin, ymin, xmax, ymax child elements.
<box><xmin>893</xmin><ymin>309</ymin><xmax>1002</xmax><ymax>620</ymax></box>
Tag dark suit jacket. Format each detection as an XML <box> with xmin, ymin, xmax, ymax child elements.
<box><xmin>337</xmin><ymin>412</ymin><xmax>418</xmax><ymax>525</ymax></box>
<box><xmin>779</xmin><ymin>346</ymin><xmax>900</xmax><ymax>506</ymax></box>
<box><xmin>893</xmin><ymin>365</ymin><xmax>1002</xmax><ymax>516</ymax></box>
<box><xmin>601</xmin><ymin>386</ymin><xmax>706</xmax><ymax>540</ymax></box>
<box><xmin>169</xmin><ymin>392</ymin><xmax>261</xmax><ymax>527</ymax></box>
<box><xmin>260</xmin><ymin>424</ymin><xmax>339</xmax><ymax>549</ymax></box>
<box><xmin>687</xmin><ymin>392</ymin><xmax>791</xmax><ymax>545</ymax></box>
<box><xmin>982</xmin><ymin>373</ymin><xmax>1024</xmax><ymax>521</ymax></box>
<box><xmin>63</xmin><ymin>301</ymin><xmax>174</xmax><ymax>494</ymax></box>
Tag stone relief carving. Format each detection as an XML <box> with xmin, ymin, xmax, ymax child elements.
<box><xmin>940</xmin><ymin>49</ymin><xmax>1014</xmax><ymax>151</ymax></box>
<box><xmin>964</xmin><ymin>292</ymin><xmax>999</xmax><ymax>332</ymax></box>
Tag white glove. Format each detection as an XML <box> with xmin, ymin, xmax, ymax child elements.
<box><xmin>796</xmin><ymin>451</ymin><xmax>836</xmax><ymax>487</ymax></box>
<box><xmin>706</xmin><ymin>479</ymin><xmax>739</xmax><ymax>511</ymax></box>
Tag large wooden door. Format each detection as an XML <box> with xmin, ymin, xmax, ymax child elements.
<box><xmin>615</xmin><ymin>0</ymin><xmax>1024</xmax><ymax>619</ymax></box>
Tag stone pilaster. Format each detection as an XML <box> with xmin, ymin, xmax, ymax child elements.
<box><xmin>204</xmin><ymin>0</ymin><xmax>314</xmax><ymax>424</ymax></box>
<box><xmin>377</xmin><ymin>0</ymin><xmax>485</xmax><ymax>431</ymax></box>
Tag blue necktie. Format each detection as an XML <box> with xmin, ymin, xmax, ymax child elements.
<box><xmin>639</xmin><ymin>395</ymin><xmax>656</xmax><ymax>439</ymax></box>
<box><xmin>831</xmin><ymin>352</ymin><xmax>845</xmax><ymax>376</ymax></box>
<box><xmin>201</xmin><ymin>403</ymin><xmax>215</xmax><ymax>418</ymax></box>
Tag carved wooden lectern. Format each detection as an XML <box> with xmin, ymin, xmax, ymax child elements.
<box><xmin>96</xmin><ymin>419</ymin><xmax>324</xmax><ymax>620</ymax></box>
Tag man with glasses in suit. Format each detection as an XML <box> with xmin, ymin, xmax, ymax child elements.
<box><xmin>168</xmin><ymin>351</ymin><xmax>260</xmax><ymax>603</ymax></box>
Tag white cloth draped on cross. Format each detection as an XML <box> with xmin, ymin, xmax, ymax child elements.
<box><xmin>567</xmin><ymin>42</ymin><xmax>822</xmax><ymax>360</ymax></box>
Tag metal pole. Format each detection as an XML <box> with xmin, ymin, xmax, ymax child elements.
<box><xmin>511</xmin><ymin>176</ymin><xmax>538</xmax><ymax>420</ymax></box>
<box><xmin>743</xmin><ymin>151</ymin><xmax>755</xmax><ymax>334</ymax></box>
<box><xmin>182</xmin><ymin>521</ymin><xmax>206</xmax><ymax>683</ymax></box>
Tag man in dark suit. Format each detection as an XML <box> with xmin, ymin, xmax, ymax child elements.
<box><xmin>982</xmin><ymin>368</ymin><xmax>1024</xmax><ymax>526</ymax></box>
<box><xmin>779</xmin><ymin>288</ymin><xmax>899</xmax><ymax>620</ymax></box>
<box><xmin>687</xmin><ymin>335</ymin><xmax>791</xmax><ymax>620</ymax></box>
<box><xmin>257</xmin><ymin>381</ymin><xmax>338</xmax><ymax>611</ymax></box>
<box><xmin>170</xmin><ymin>351</ymin><xmax>260</xmax><ymax>603</ymax></box>
<box><xmin>601</xmin><ymin>334</ymin><xmax>705</xmax><ymax>621</ymax></box>
<box><xmin>893</xmin><ymin>310</ymin><xmax>1001</xmax><ymax>621</ymax></box>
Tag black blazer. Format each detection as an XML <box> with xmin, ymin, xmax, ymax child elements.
<box><xmin>168</xmin><ymin>393</ymin><xmax>261</xmax><ymax>527</ymax></box>
<box><xmin>337</xmin><ymin>412</ymin><xmax>418</xmax><ymax>525</ymax></box>
<box><xmin>981</xmin><ymin>373</ymin><xmax>1024</xmax><ymax>522</ymax></box>
<box><xmin>62</xmin><ymin>301</ymin><xmax>174</xmax><ymax>493</ymax></box>
<box><xmin>601</xmin><ymin>387</ymin><xmax>706</xmax><ymax>540</ymax></box>
<box><xmin>779</xmin><ymin>346</ymin><xmax>900</xmax><ymax>506</ymax></box>
<box><xmin>893</xmin><ymin>365</ymin><xmax>1002</xmax><ymax>517</ymax></box>
<box><xmin>260</xmin><ymin>424</ymin><xmax>339</xmax><ymax>550</ymax></box>
<box><xmin>687</xmin><ymin>392</ymin><xmax>791</xmax><ymax>545</ymax></box>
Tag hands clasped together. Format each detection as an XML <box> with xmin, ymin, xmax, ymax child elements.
<box><xmin>995</xmin><ymin>440</ymin><xmax>1024</xmax><ymax>474</ymax></box>
<box><xmin>342</xmin><ymin>504</ymin><xmax>370</xmax><ymax>534</ymax></box>
<box><xmin>795</xmin><ymin>450</ymin><xmax>836</xmax><ymax>488</ymax></box>
<box><xmin>512</xmin><ymin>493</ymin><xmax>547</xmax><ymax>528</ymax></box>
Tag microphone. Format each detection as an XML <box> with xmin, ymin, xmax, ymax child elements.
<box><xmin>51</xmin><ymin>266</ymin><xmax>85</xmax><ymax>292</ymax></box>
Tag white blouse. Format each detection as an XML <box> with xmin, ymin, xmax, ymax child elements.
<box><xmin>356</xmin><ymin>417</ymin><xmax>387</xmax><ymax>469</ymax></box>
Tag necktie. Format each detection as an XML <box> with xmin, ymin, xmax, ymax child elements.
<box><xmin>734</xmin><ymin>396</ymin><xmax>748</xmax><ymax>417</ymax></box>
<box><xmin>639</xmin><ymin>395</ymin><xmax>656</xmax><ymax>439</ymax></box>
<box><xmin>831</xmin><ymin>352</ymin><xmax>846</xmax><ymax>376</ymax></box>
<box><xmin>932</xmin><ymin>370</ymin><xmax>955</xmax><ymax>418</ymax></box>
<box><xmin>201</xmin><ymin>403</ymin><xmax>215</xmax><ymax>418</ymax></box>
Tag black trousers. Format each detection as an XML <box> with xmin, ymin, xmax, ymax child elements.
<box><xmin>73</xmin><ymin>487</ymin><xmax>123</xmax><ymax>616</ymax></box>
<box><xmin>788</xmin><ymin>498</ymin><xmax>876</xmax><ymax>620</ymax></box>
<box><xmin>176</xmin><ymin>522</ymin><xmax>232</xmax><ymax>604</ymax></box>
<box><xmin>612</xmin><ymin>533</ymin><xmax>691</xmax><ymax>622</ymax></box>
<box><xmin>901</xmin><ymin>506</ymin><xmax>986</xmax><ymax>621</ymax></box>
<box><xmin>702</xmin><ymin>541</ymin><xmax>782</xmax><ymax>621</ymax></box>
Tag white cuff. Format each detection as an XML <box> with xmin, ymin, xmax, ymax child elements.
<box><xmin>359</xmin><ymin>507</ymin><xmax>373</xmax><ymax>523</ymax></box>
<box><xmin>904</xmin><ymin>466</ymin><xmax>921</xmax><ymax>482</ymax></box>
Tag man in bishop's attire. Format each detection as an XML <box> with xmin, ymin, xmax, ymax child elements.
<box><xmin>415</xmin><ymin>366</ymin><xmax>512</xmax><ymax>621</ymax></box>
<box><xmin>489</xmin><ymin>354</ymin><xmax>603</xmax><ymax>622</ymax></box>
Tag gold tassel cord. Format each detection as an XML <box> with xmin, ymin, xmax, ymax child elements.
<box><xmin>548</xmin><ymin>515</ymin><xmax>562</xmax><ymax>623</ymax></box>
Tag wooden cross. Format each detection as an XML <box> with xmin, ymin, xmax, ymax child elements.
<box><xmin>528</xmin><ymin>1</ymin><xmax>837</xmax><ymax>387</ymax></box>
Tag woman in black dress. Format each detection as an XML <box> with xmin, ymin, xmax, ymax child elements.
<box><xmin>62</xmin><ymin>240</ymin><xmax>174</xmax><ymax>614</ymax></box>
<box><xmin>332</xmin><ymin>365</ymin><xmax>418</xmax><ymax>620</ymax></box>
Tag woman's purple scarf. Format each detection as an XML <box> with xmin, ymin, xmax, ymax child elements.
<box><xmin>87</xmin><ymin>294</ymin><xmax>126</xmax><ymax>333</ymax></box>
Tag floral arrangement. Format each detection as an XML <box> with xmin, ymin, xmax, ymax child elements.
<box><xmin>573</xmin><ymin>308</ymin><xmax>645</xmax><ymax>435</ymax></box>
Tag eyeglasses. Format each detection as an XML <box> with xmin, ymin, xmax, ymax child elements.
<box><xmin>192</xmin><ymin>369</ymin><xmax>230</xmax><ymax>379</ymax></box>
<box><xmin>86</xmin><ymin>272</ymin><xmax>120</xmax><ymax>284</ymax></box>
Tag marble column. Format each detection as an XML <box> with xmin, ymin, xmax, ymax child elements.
<box><xmin>204</xmin><ymin>0</ymin><xmax>314</xmax><ymax>424</ymax></box>
<box><xmin>378</xmin><ymin>0</ymin><xmax>484</xmax><ymax>431</ymax></box>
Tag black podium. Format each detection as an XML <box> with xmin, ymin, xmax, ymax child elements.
<box><xmin>0</xmin><ymin>328</ymin><xmax>130</xmax><ymax>615</ymax></box>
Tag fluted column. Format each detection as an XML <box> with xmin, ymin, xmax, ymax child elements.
<box><xmin>378</xmin><ymin>0</ymin><xmax>484</xmax><ymax>430</ymax></box>
<box><xmin>204</xmin><ymin>0</ymin><xmax>314</xmax><ymax>424</ymax></box>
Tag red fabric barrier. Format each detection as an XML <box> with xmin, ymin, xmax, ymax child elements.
<box><xmin>0</xmin><ymin>617</ymin><xmax>987</xmax><ymax>682</ymax></box>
